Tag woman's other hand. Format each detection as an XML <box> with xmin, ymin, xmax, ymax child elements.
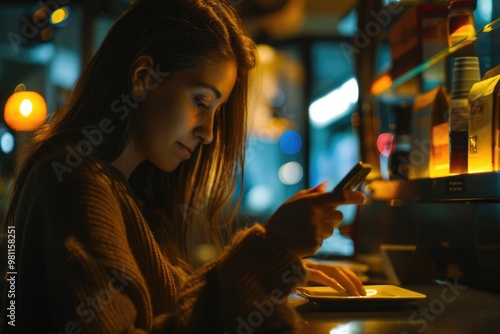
<box><xmin>301</xmin><ymin>259</ymin><xmax>366</xmax><ymax>296</ymax></box>
<box><xmin>264</xmin><ymin>182</ymin><xmax>365</xmax><ymax>259</ymax></box>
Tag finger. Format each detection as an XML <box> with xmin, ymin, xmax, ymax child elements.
<box><xmin>322</xmin><ymin>210</ymin><xmax>344</xmax><ymax>227</ymax></box>
<box><xmin>303</xmin><ymin>261</ymin><xmax>364</xmax><ymax>296</ymax></box>
<box><xmin>317</xmin><ymin>221</ymin><xmax>337</xmax><ymax>240</ymax></box>
<box><xmin>306</xmin><ymin>268</ymin><xmax>347</xmax><ymax>293</ymax></box>
<box><xmin>332</xmin><ymin>270</ymin><xmax>360</xmax><ymax>296</ymax></box>
<box><xmin>338</xmin><ymin>266</ymin><xmax>366</xmax><ymax>296</ymax></box>
<box><xmin>322</xmin><ymin>265</ymin><xmax>365</xmax><ymax>296</ymax></box>
<box><xmin>317</xmin><ymin>211</ymin><xmax>343</xmax><ymax>237</ymax></box>
<box><xmin>314</xmin><ymin>181</ymin><xmax>330</xmax><ymax>192</ymax></box>
<box><xmin>317</xmin><ymin>226</ymin><xmax>334</xmax><ymax>241</ymax></box>
<box><xmin>288</xmin><ymin>182</ymin><xmax>329</xmax><ymax>201</ymax></box>
<box><xmin>313</xmin><ymin>237</ymin><xmax>323</xmax><ymax>253</ymax></box>
<box><xmin>305</xmin><ymin>181</ymin><xmax>330</xmax><ymax>194</ymax></box>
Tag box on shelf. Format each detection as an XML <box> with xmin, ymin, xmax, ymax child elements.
<box><xmin>389</xmin><ymin>4</ymin><xmax>449</xmax><ymax>94</ymax></box>
<box><xmin>468</xmin><ymin>73</ymin><xmax>500</xmax><ymax>173</ymax></box>
<box><xmin>409</xmin><ymin>86</ymin><xmax>449</xmax><ymax>179</ymax></box>
<box><xmin>430</xmin><ymin>118</ymin><xmax>450</xmax><ymax>178</ymax></box>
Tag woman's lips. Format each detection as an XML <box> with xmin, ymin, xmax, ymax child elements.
<box><xmin>177</xmin><ymin>142</ymin><xmax>193</xmax><ymax>158</ymax></box>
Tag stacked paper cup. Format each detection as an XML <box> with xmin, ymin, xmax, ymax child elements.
<box><xmin>449</xmin><ymin>56</ymin><xmax>480</xmax><ymax>174</ymax></box>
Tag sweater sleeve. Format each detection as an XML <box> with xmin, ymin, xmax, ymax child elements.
<box><xmin>176</xmin><ymin>224</ymin><xmax>307</xmax><ymax>333</ymax></box>
<box><xmin>38</xmin><ymin>163</ymin><xmax>159</xmax><ymax>333</ymax></box>
<box><xmin>35</xmin><ymin>160</ymin><xmax>305</xmax><ymax>333</ymax></box>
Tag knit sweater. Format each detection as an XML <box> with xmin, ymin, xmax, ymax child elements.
<box><xmin>7</xmin><ymin>156</ymin><xmax>306</xmax><ymax>333</ymax></box>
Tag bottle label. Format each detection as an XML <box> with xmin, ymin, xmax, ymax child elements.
<box><xmin>448</xmin><ymin>11</ymin><xmax>475</xmax><ymax>46</ymax></box>
<box><xmin>449</xmin><ymin>99</ymin><xmax>470</xmax><ymax>174</ymax></box>
<box><xmin>449</xmin><ymin>99</ymin><xmax>470</xmax><ymax>132</ymax></box>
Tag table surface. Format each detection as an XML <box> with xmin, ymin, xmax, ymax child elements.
<box><xmin>291</xmin><ymin>282</ymin><xmax>500</xmax><ymax>334</ymax></box>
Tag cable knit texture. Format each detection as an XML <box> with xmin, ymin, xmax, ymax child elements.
<box><xmin>9</xmin><ymin>156</ymin><xmax>306</xmax><ymax>333</ymax></box>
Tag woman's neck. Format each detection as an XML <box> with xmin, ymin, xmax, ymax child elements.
<box><xmin>111</xmin><ymin>139</ymin><xmax>144</xmax><ymax>179</ymax></box>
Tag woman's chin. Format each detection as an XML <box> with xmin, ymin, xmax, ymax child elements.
<box><xmin>149</xmin><ymin>159</ymin><xmax>180</xmax><ymax>172</ymax></box>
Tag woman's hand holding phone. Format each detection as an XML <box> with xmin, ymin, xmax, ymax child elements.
<box><xmin>265</xmin><ymin>162</ymin><xmax>371</xmax><ymax>296</ymax></box>
<box><xmin>333</xmin><ymin>162</ymin><xmax>372</xmax><ymax>191</ymax></box>
<box><xmin>264</xmin><ymin>182</ymin><xmax>366</xmax><ymax>259</ymax></box>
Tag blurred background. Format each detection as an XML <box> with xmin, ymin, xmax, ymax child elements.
<box><xmin>0</xmin><ymin>0</ymin><xmax>372</xmax><ymax>258</ymax></box>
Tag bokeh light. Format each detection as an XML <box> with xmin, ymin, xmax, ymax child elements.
<box><xmin>377</xmin><ymin>133</ymin><xmax>395</xmax><ymax>157</ymax></box>
<box><xmin>245</xmin><ymin>185</ymin><xmax>274</xmax><ymax>213</ymax></box>
<box><xmin>19</xmin><ymin>99</ymin><xmax>33</xmax><ymax>116</ymax></box>
<box><xmin>50</xmin><ymin>7</ymin><xmax>70</xmax><ymax>25</ymax></box>
<box><xmin>0</xmin><ymin>131</ymin><xmax>14</xmax><ymax>154</ymax></box>
<box><xmin>279</xmin><ymin>130</ymin><xmax>302</xmax><ymax>155</ymax></box>
<box><xmin>279</xmin><ymin>161</ymin><xmax>303</xmax><ymax>185</ymax></box>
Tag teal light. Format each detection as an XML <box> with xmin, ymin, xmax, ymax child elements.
<box><xmin>1</xmin><ymin>131</ymin><xmax>14</xmax><ymax>154</ymax></box>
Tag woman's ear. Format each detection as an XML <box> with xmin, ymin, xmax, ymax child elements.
<box><xmin>131</xmin><ymin>55</ymin><xmax>160</xmax><ymax>101</ymax></box>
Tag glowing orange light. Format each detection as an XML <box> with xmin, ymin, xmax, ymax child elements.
<box><xmin>33</xmin><ymin>7</ymin><xmax>49</xmax><ymax>25</ymax></box>
<box><xmin>4</xmin><ymin>90</ymin><xmax>47</xmax><ymax>131</ymax></box>
<box><xmin>41</xmin><ymin>27</ymin><xmax>54</xmax><ymax>41</ymax></box>
<box><xmin>371</xmin><ymin>74</ymin><xmax>393</xmax><ymax>95</ymax></box>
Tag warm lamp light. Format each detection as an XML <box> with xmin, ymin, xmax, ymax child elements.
<box><xmin>4</xmin><ymin>88</ymin><xmax>47</xmax><ymax>131</ymax></box>
<box><xmin>371</xmin><ymin>73</ymin><xmax>393</xmax><ymax>95</ymax></box>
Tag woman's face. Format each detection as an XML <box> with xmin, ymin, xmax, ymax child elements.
<box><xmin>133</xmin><ymin>58</ymin><xmax>238</xmax><ymax>172</ymax></box>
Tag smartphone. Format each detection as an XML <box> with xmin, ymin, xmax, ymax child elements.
<box><xmin>333</xmin><ymin>161</ymin><xmax>372</xmax><ymax>191</ymax></box>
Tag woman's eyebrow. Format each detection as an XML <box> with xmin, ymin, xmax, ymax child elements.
<box><xmin>194</xmin><ymin>82</ymin><xmax>222</xmax><ymax>99</ymax></box>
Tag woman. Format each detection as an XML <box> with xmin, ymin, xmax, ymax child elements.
<box><xmin>3</xmin><ymin>0</ymin><xmax>366</xmax><ymax>332</ymax></box>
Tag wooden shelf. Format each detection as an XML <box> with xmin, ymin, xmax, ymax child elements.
<box><xmin>368</xmin><ymin>172</ymin><xmax>500</xmax><ymax>202</ymax></box>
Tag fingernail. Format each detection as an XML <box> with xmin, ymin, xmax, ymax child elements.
<box><xmin>316</xmin><ymin>181</ymin><xmax>330</xmax><ymax>189</ymax></box>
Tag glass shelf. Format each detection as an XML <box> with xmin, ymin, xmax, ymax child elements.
<box><xmin>372</xmin><ymin>17</ymin><xmax>500</xmax><ymax>96</ymax></box>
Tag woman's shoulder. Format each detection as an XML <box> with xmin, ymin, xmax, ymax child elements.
<box><xmin>44</xmin><ymin>146</ymin><xmax>122</xmax><ymax>183</ymax></box>
<box><xmin>24</xmin><ymin>145</ymin><xmax>125</xmax><ymax>200</ymax></box>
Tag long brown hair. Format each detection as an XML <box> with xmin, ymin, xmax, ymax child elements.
<box><xmin>5</xmin><ymin>0</ymin><xmax>256</xmax><ymax>264</ymax></box>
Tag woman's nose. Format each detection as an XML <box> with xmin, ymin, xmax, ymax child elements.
<box><xmin>194</xmin><ymin>112</ymin><xmax>214</xmax><ymax>145</ymax></box>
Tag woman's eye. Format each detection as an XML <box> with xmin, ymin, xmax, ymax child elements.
<box><xmin>195</xmin><ymin>97</ymin><xmax>210</xmax><ymax>111</ymax></box>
